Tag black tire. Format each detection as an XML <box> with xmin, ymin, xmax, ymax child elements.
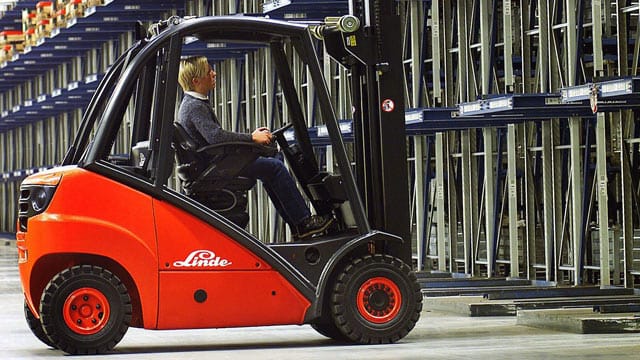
<box><xmin>311</xmin><ymin>322</ymin><xmax>349</xmax><ymax>342</ymax></box>
<box><xmin>24</xmin><ymin>300</ymin><xmax>56</xmax><ymax>348</ymax></box>
<box><xmin>330</xmin><ymin>254</ymin><xmax>422</xmax><ymax>344</ymax></box>
<box><xmin>39</xmin><ymin>265</ymin><xmax>132</xmax><ymax>355</ymax></box>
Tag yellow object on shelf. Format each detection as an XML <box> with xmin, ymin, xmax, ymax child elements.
<box><xmin>65</xmin><ymin>0</ymin><xmax>86</xmax><ymax>20</ymax></box>
<box><xmin>36</xmin><ymin>1</ymin><xmax>54</xmax><ymax>21</ymax></box>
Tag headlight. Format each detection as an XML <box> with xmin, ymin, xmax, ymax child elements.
<box><xmin>31</xmin><ymin>187</ymin><xmax>49</xmax><ymax>212</ymax></box>
<box><xmin>18</xmin><ymin>185</ymin><xmax>57</xmax><ymax>232</ymax></box>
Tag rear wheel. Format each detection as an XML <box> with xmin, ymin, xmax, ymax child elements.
<box><xmin>330</xmin><ymin>254</ymin><xmax>422</xmax><ymax>344</ymax></box>
<box><xmin>39</xmin><ymin>265</ymin><xmax>132</xmax><ymax>355</ymax></box>
<box><xmin>24</xmin><ymin>300</ymin><xmax>56</xmax><ymax>348</ymax></box>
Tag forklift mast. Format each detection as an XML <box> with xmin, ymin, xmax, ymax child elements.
<box><xmin>324</xmin><ymin>1</ymin><xmax>411</xmax><ymax>263</ymax></box>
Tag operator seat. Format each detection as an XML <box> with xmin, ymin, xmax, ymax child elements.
<box><xmin>172</xmin><ymin>122</ymin><xmax>276</xmax><ymax>228</ymax></box>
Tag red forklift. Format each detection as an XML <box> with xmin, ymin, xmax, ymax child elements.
<box><xmin>17</xmin><ymin>3</ymin><xmax>421</xmax><ymax>355</ymax></box>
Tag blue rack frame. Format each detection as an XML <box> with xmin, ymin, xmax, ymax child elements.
<box><xmin>263</xmin><ymin>0</ymin><xmax>348</xmax><ymax>20</ymax></box>
<box><xmin>407</xmin><ymin>79</ymin><xmax>640</xmax><ymax>134</ymax></box>
<box><xmin>0</xmin><ymin>0</ymin><xmax>187</xmax><ymax>131</ymax></box>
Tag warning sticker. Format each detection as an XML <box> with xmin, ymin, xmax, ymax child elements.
<box><xmin>346</xmin><ymin>35</ymin><xmax>357</xmax><ymax>47</ymax></box>
<box><xmin>381</xmin><ymin>99</ymin><xmax>395</xmax><ymax>112</ymax></box>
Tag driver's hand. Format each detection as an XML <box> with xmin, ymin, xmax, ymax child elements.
<box><xmin>252</xmin><ymin>127</ymin><xmax>273</xmax><ymax>144</ymax></box>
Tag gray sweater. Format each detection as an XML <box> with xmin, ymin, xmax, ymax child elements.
<box><xmin>177</xmin><ymin>94</ymin><xmax>252</xmax><ymax>148</ymax></box>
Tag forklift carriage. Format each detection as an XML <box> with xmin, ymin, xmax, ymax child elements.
<box><xmin>16</xmin><ymin>16</ymin><xmax>422</xmax><ymax>355</ymax></box>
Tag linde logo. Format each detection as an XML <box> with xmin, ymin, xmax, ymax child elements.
<box><xmin>173</xmin><ymin>250</ymin><xmax>232</xmax><ymax>268</ymax></box>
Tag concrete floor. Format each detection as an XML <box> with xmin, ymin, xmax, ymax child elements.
<box><xmin>2</xmin><ymin>238</ymin><xmax>640</xmax><ymax>359</ymax></box>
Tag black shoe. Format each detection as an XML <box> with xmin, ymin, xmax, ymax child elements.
<box><xmin>295</xmin><ymin>215</ymin><xmax>334</xmax><ymax>239</ymax></box>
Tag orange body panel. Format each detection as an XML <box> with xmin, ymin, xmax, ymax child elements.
<box><xmin>154</xmin><ymin>200</ymin><xmax>271</xmax><ymax>271</ymax></box>
<box><xmin>153</xmin><ymin>200</ymin><xmax>310</xmax><ymax>329</ymax></box>
<box><xmin>19</xmin><ymin>166</ymin><xmax>311</xmax><ymax>331</ymax></box>
<box><xmin>157</xmin><ymin>271</ymin><xmax>310</xmax><ymax>329</ymax></box>
<box><xmin>18</xmin><ymin>167</ymin><xmax>159</xmax><ymax>329</ymax></box>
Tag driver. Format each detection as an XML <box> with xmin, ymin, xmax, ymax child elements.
<box><xmin>177</xmin><ymin>55</ymin><xmax>333</xmax><ymax>239</ymax></box>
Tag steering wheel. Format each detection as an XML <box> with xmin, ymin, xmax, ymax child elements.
<box><xmin>271</xmin><ymin>123</ymin><xmax>293</xmax><ymax>139</ymax></box>
<box><xmin>271</xmin><ymin>123</ymin><xmax>294</xmax><ymax>148</ymax></box>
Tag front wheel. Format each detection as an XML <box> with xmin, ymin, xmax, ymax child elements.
<box><xmin>39</xmin><ymin>265</ymin><xmax>132</xmax><ymax>355</ymax></box>
<box><xmin>330</xmin><ymin>254</ymin><xmax>422</xmax><ymax>344</ymax></box>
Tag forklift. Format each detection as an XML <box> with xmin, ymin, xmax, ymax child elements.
<box><xmin>16</xmin><ymin>3</ymin><xmax>422</xmax><ymax>355</ymax></box>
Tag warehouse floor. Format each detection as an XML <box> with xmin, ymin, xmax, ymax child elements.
<box><xmin>1</xmin><ymin>236</ymin><xmax>639</xmax><ymax>359</ymax></box>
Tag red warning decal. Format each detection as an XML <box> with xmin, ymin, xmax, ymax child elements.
<box><xmin>381</xmin><ymin>99</ymin><xmax>395</xmax><ymax>112</ymax></box>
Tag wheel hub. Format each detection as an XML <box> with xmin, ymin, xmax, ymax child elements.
<box><xmin>63</xmin><ymin>287</ymin><xmax>110</xmax><ymax>335</ymax></box>
<box><xmin>367</xmin><ymin>288</ymin><xmax>391</xmax><ymax>311</ymax></box>
<box><xmin>356</xmin><ymin>277</ymin><xmax>402</xmax><ymax>324</ymax></box>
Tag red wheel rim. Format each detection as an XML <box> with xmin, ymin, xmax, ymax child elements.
<box><xmin>63</xmin><ymin>287</ymin><xmax>110</xmax><ymax>335</ymax></box>
<box><xmin>356</xmin><ymin>277</ymin><xmax>402</xmax><ymax>324</ymax></box>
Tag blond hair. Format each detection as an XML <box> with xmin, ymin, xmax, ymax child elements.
<box><xmin>178</xmin><ymin>56</ymin><xmax>210</xmax><ymax>92</ymax></box>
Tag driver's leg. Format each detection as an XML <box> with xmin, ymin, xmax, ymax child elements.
<box><xmin>239</xmin><ymin>156</ymin><xmax>310</xmax><ymax>226</ymax></box>
<box><xmin>239</xmin><ymin>157</ymin><xmax>333</xmax><ymax>238</ymax></box>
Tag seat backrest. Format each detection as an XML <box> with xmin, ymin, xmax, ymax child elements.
<box><xmin>171</xmin><ymin>123</ymin><xmax>200</xmax><ymax>185</ymax></box>
<box><xmin>172</xmin><ymin>122</ymin><xmax>203</xmax><ymax>167</ymax></box>
<box><xmin>173</xmin><ymin>122</ymin><xmax>198</xmax><ymax>150</ymax></box>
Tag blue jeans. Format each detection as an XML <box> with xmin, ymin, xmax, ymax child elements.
<box><xmin>239</xmin><ymin>156</ymin><xmax>310</xmax><ymax>226</ymax></box>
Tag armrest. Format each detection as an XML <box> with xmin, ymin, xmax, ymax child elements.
<box><xmin>196</xmin><ymin>141</ymin><xmax>277</xmax><ymax>158</ymax></box>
